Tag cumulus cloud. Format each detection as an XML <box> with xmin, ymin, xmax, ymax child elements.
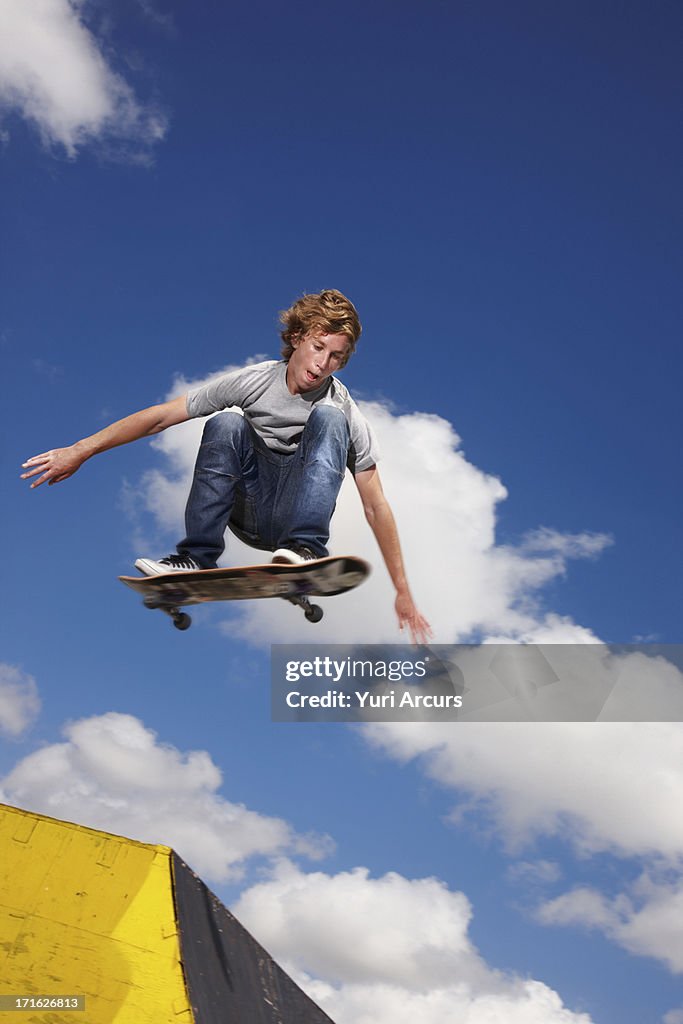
<box><xmin>235</xmin><ymin>862</ymin><xmax>484</xmax><ymax>989</ymax></box>
<box><xmin>363</xmin><ymin>718</ymin><xmax>683</xmax><ymax>972</ymax></box>
<box><xmin>0</xmin><ymin>664</ymin><xmax>41</xmax><ymax>737</ymax></box>
<box><xmin>232</xmin><ymin>861</ymin><xmax>595</xmax><ymax>1024</ymax></box>
<box><xmin>0</xmin><ymin>711</ymin><xmax>331</xmax><ymax>881</ymax></box>
<box><xmin>363</xmin><ymin>721</ymin><xmax>683</xmax><ymax>859</ymax></box>
<box><xmin>303</xmin><ymin>981</ymin><xmax>594</xmax><ymax>1024</ymax></box>
<box><xmin>536</xmin><ymin>886</ymin><xmax>623</xmax><ymax>933</ymax></box>
<box><xmin>0</xmin><ymin>0</ymin><xmax>167</xmax><ymax>158</ymax></box>
<box><xmin>537</xmin><ymin>872</ymin><xmax>683</xmax><ymax>974</ymax></box>
<box><xmin>126</xmin><ymin>362</ymin><xmax>611</xmax><ymax>644</ymax></box>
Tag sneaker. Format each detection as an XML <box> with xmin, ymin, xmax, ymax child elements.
<box><xmin>271</xmin><ymin>544</ymin><xmax>320</xmax><ymax>565</ymax></box>
<box><xmin>135</xmin><ymin>553</ymin><xmax>201</xmax><ymax>576</ymax></box>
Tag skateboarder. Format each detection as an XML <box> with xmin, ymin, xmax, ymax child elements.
<box><xmin>22</xmin><ymin>290</ymin><xmax>431</xmax><ymax>643</ymax></box>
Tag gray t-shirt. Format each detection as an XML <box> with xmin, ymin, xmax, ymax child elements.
<box><xmin>186</xmin><ymin>360</ymin><xmax>379</xmax><ymax>474</ymax></box>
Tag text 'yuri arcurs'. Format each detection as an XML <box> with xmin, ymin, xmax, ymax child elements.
<box><xmin>285</xmin><ymin>688</ymin><xmax>462</xmax><ymax>709</ymax></box>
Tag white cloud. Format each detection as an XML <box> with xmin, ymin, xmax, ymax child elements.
<box><xmin>364</xmin><ymin>717</ymin><xmax>683</xmax><ymax>973</ymax></box>
<box><xmin>235</xmin><ymin>861</ymin><xmax>483</xmax><ymax>989</ymax></box>
<box><xmin>233</xmin><ymin>861</ymin><xmax>595</xmax><ymax>1024</ymax></box>
<box><xmin>363</xmin><ymin>721</ymin><xmax>683</xmax><ymax>860</ymax></box>
<box><xmin>536</xmin><ymin>886</ymin><xmax>623</xmax><ymax>932</ymax></box>
<box><xmin>304</xmin><ymin>982</ymin><xmax>594</xmax><ymax>1024</ymax></box>
<box><xmin>126</xmin><ymin>363</ymin><xmax>611</xmax><ymax>645</ymax></box>
<box><xmin>0</xmin><ymin>664</ymin><xmax>41</xmax><ymax>737</ymax></box>
<box><xmin>0</xmin><ymin>711</ymin><xmax>331</xmax><ymax>881</ymax></box>
<box><xmin>0</xmin><ymin>0</ymin><xmax>167</xmax><ymax>158</ymax></box>
<box><xmin>537</xmin><ymin>872</ymin><xmax>683</xmax><ymax>974</ymax></box>
<box><xmin>516</xmin><ymin>527</ymin><xmax>611</xmax><ymax>560</ymax></box>
<box><xmin>506</xmin><ymin>859</ymin><xmax>562</xmax><ymax>887</ymax></box>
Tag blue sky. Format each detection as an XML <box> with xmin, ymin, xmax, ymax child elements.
<box><xmin>1</xmin><ymin>3</ymin><xmax>682</xmax><ymax>1023</ymax></box>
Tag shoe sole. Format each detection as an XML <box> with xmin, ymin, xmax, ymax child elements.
<box><xmin>271</xmin><ymin>549</ymin><xmax>312</xmax><ymax>565</ymax></box>
<box><xmin>134</xmin><ymin>558</ymin><xmax>199</xmax><ymax>576</ymax></box>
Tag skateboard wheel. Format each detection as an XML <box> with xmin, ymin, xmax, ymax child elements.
<box><xmin>172</xmin><ymin>612</ymin><xmax>192</xmax><ymax>631</ymax></box>
<box><xmin>305</xmin><ymin>604</ymin><xmax>323</xmax><ymax>623</ymax></box>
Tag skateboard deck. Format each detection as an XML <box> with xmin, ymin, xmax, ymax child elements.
<box><xmin>119</xmin><ymin>555</ymin><xmax>370</xmax><ymax>629</ymax></box>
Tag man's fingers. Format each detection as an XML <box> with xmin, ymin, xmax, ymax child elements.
<box><xmin>410</xmin><ymin>614</ymin><xmax>433</xmax><ymax>646</ymax></box>
<box><xmin>21</xmin><ymin>457</ymin><xmax>59</xmax><ymax>488</ymax></box>
<box><xmin>22</xmin><ymin>447</ymin><xmax>81</xmax><ymax>489</ymax></box>
<box><xmin>22</xmin><ymin>452</ymin><xmax>51</xmax><ymax>467</ymax></box>
<box><xmin>400</xmin><ymin>610</ymin><xmax>433</xmax><ymax>647</ymax></box>
<box><xmin>21</xmin><ymin>463</ymin><xmax>47</xmax><ymax>479</ymax></box>
<box><xmin>21</xmin><ymin>461</ymin><xmax>53</xmax><ymax>486</ymax></box>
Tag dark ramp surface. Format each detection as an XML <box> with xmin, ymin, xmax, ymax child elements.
<box><xmin>172</xmin><ymin>853</ymin><xmax>335</xmax><ymax>1024</ymax></box>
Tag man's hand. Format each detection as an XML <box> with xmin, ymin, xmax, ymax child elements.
<box><xmin>21</xmin><ymin>446</ymin><xmax>86</xmax><ymax>488</ymax></box>
<box><xmin>396</xmin><ymin>591</ymin><xmax>433</xmax><ymax>646</ymax></box>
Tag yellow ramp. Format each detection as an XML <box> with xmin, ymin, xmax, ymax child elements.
<box><xmin>0</xmin><ymin>804</ymin><xmax>191</xmax><ymax>1023</ymax></box>
<box><xmin>0</xmin><ymin>803</ymin><xmax>335</xmax><ymax>1024</ymax></box>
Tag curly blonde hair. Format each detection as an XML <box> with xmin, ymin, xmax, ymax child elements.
<box><xmin>279</xmin><ymin>289</ymin><xmax>361</xmax><ymax>366</ymax></box>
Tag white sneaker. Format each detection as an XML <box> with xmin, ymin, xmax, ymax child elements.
<box><xmin>271</xmin><ymin>545</ymin><xmax>319</xmax><ymax>565</ymax></box>
<box><xmin>135</xmin><ymin>553</ymin><xmax>201</xmax><ymax>576</ymax></box>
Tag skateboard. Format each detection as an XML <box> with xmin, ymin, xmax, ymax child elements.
<box><xmin>119</xmin><ymin>555</ymin><xmax>370</xmax><ymax>630</ymax></box>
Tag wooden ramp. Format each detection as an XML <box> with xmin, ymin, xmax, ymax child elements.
<box><xmin>0</xmin><ymin>803</ymin><xmax>334</xmax><ymax>1024</ymax></box>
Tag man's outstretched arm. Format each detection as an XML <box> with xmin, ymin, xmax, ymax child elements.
<box><xmin>354</xmin><ymin>466</ymin><xmax>432</xmax><ymax>645</ymax></box>
<box><xmin>21</xmin><ymin>394</ymin><xmax>190</xmax><ymax>489</ymax></box>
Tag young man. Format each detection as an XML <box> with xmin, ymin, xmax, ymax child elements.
<box><xmin>22</xmin><ymin>290</ymin><xmax>430</xmax><ymax>644</ymax></box>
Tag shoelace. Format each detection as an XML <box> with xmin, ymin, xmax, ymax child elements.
<box><xmin>160</xmin><ymin>554</ymin><xmax>196</xmax><ymax>569</ymax></box>
<box><xmin>295</xmin><ymin>547</ymin><xmax>316</xmax><ymax>561</ymax></box>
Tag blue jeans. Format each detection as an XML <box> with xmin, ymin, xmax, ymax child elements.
<box><xmin>177</xmin><ymin>406</ymin><xmax>350</xmax><ymax>567</ymax></box>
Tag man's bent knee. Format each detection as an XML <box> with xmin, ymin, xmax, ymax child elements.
<box><xmin>305</xmin><ymin>405</ymin><xmax>348</xmax><ymax>438</ymax></box>
<box><xmin>201</xmin><ymin>411</ymin><xmax>249</xmax><ymax>445</ymax></box>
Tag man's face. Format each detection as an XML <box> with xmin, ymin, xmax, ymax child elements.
<box><xmin>286</xmin><ymin>330</ymin><xmax>351</xmax><ymax>395</ymax></box>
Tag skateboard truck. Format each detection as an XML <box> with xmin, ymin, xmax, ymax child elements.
<box><xmin>143</xmin><ymin>593</ymin><xmax>193</xmax><ymax>630</ymax></box>
<box><xmin>286</xmin><ymin>593</ymin><xmax>323</xmax><ymax>623</ymax></box>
